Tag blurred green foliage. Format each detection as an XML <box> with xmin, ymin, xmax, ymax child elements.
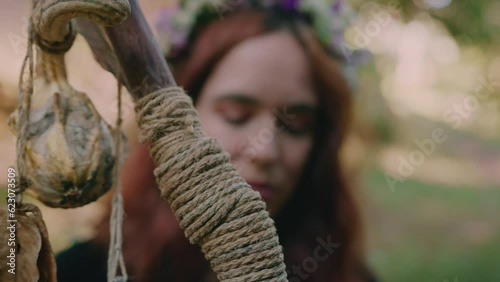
<box><xmin>374</xmin><ymin>0</ymin><xmax>499</xmax><ymax>46</ymax></box>
<box><xmin>362</xmin><ymin>167</ymin><xmax>500</xmax><ymax>282</ymax></box>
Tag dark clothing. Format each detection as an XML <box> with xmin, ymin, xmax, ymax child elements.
<box><xmin>56</xmin><ymin>241</ymin><xmax>108</xmax><ymax>282</ymax></box>
<box><xmin>57</xmin><ymin>241</ymin><xmax>378</xmax><ymax>282</ymax></box>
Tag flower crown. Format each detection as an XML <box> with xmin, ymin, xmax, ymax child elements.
<box><xmin>155</xmin><ymin>0</ymin><xmax>368</xmax><ymax>89</ymax></box>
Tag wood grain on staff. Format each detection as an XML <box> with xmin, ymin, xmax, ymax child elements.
<box><xmin>103</xmin><ymin>0</ymin><xmax>177</xmax><ymax>100</ymax></box>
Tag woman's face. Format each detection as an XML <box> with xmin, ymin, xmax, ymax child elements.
<box><xmin>196</xmin><ymin>31</ymin><xmax>318</xmax><ymax>215</ymax></box>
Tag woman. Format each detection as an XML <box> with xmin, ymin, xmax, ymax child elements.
<box><xmin>57</xmin><ymin>1</ymin><xmax>375</xmax><ymax>281</ymax></box>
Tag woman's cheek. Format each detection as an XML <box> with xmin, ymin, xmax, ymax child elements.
<box><xmin>282</xmin><ymin>137</ymin><xmax>313</xmax><ymax>178</ymax></box>
<box><xmin>220</xmin><ymin>130</ymin><xmax>249</xmax><ymax>160</ymax></box>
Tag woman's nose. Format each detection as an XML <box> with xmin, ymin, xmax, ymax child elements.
<box><xmin>249</xmin><ymin>121</ymin><xmax>281</xmax><ymax>167</ymax></box>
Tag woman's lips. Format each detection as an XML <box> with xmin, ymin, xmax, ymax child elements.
<box><xmin>247</xmin><ymin>182</ymin><xmax>273</xmax><ymax>202</ymax></box>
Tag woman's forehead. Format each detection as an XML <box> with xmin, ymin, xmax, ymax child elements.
<box><xmin>200</xmin><ymin>30</ymin><xmax>317</xmax><ymax>106</ymax></box>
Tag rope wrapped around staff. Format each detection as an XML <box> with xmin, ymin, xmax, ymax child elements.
<box><xmin>135</xmin><ymin>87</ymin><xmax>288</xmax><ymax>282</ymax></box>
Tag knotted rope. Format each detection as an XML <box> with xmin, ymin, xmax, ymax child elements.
<box><xmin>135</xmin><ymin>87</ymin><xmax>288</xmax><ymax>282</ymax></box>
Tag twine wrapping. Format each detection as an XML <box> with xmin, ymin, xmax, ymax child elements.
<box><xmin>135</xmin><ymin>87</ymin><xmax>288</xmax><ymax>282</ymax></box>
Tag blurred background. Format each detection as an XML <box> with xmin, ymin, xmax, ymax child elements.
<box><xmin>0</xmin><ymin>0</ymin><xmax>498</xmax><ymax>281</ymax></box>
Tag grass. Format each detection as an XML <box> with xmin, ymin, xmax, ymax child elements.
<box><xmin>362</xmin><ymin>166</ymin><xmax>500</xmax><ymax>282</ymax></box>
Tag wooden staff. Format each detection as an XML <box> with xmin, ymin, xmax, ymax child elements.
<box><xmin>76</xmin><ymin>2</ymin><xmax>288</xmax><ymax>281</ymax></box>
<box><xmin>76</xmin><ymin>0</ymin><xmax>176</xmax><ymax>99</ymax></box>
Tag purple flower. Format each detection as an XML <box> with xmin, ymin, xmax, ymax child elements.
<box><xmin>331</xmin><ymin>33</ymin><xmax>344</xmax><ymax>46</ymax></box>
<box><xmin>281</xmin><ymin>0</ymin><xmax>300</xmax><ymax>10</ymax></box>
<box><xmin>156</xmin><ymin>8</ymin><xmax>176</xmax><ymax>32</ymax></box>
<box><xmin>331</xmin><ymin>1</ymin><xmax>342</xmax><ymax>13</ymax></box>
<box><xmin>155</xmin><ymin>7</ymin><xmax>189</xmax><ymax>52</ymax></box>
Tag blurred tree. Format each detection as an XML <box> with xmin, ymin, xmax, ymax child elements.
<box><xmin>370</xmin><ymin>0</ymin><xmax>499</xmax><ymax>46</ymax></box>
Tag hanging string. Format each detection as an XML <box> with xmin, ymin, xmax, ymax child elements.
<box><xmin>15</xmin><ymin>17</ymin><xmax>35</xmax><ymax>205</ymax></box>
<box><xmin>107</xmin><ymin>81</ymin><xmax>128</xmax><ymax>282</ymax></box>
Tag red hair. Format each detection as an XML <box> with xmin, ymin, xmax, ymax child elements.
<box><xmin>97</xmin><ymin>9</ymin><xmax>369</xmax><ymax>282</ymax></box>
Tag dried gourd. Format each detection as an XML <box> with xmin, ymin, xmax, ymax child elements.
<box><xmin>0</xmin><ymin>204</ymin><xmax>56</xmax><ymax>281</ymax></box>
<box><xmin>8</xmin><ymin>50</ymin><xmax>125</xmax><ymax>208</ymax></box>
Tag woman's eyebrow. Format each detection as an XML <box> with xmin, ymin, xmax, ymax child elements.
<box><xmin>285</xmin><ymin>103</ymin><xmax>317</xmax><ymax>114</ymax></box>
<box><xmin>215</xmin><ymin>94</ymin><xmax>260</xmax><ymax>105</ymax></box>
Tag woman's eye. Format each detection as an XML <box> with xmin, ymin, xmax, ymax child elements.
<box><xmin>216</xmin><ymin>103</ymin><xmax>252</xmax><ymax>126</ymax></box>
<box><xmin>225</xmin><ymin>114</ymin><xmax>250</xmax><ymax>125</ymax></box>
<box><xmin>277</xmin><ymin>115</ymin><xmax>314</xmax><ymax>136</ymax></box>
